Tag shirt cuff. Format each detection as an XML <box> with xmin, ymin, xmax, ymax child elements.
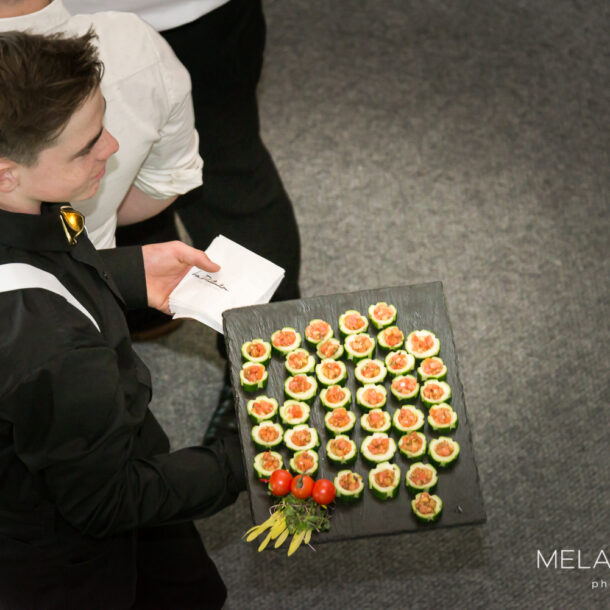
<box><xmin>99</xmin><ymin>246</ymin><xmax>148</xmax><ymax>309</ymax></box>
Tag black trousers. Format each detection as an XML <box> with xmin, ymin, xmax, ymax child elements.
<box><xmin>0</xmin><ymin>522</ymin><xmax>225</xmax><ymax>610</ymax></box>
<box><xmin>117</xmin><ymin>0</ymin><xmax>301</xmax><ymax>304</ymax></box>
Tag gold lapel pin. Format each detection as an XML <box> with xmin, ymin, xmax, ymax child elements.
<box><xmin>59</xmin><ymin>206</ymin><xmax>85</xmax><ymax>245</ymax></box>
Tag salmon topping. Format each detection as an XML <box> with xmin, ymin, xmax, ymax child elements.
<box><xmin>295</xmin><ymin>452</ymin><xmax>315</xmax><ymax>472</ymax></box>
<box><xmin>410</xmin><ymin>467</ymin><xmax>433</xmax><ymax>486</ymax></box>
<box><xmin>363</xmin><ymin>388</ymin><xmax>384</xmax><ymax>405</ymax></box>
<box><xmin>288</xmin><ymin>403</ymin><xmax>303</xmax><ymax>419</ymax></box>
<box><xmin>339</xmin><ymin>472</ymin><xmax>361</xmax><ymax>491</ymax></box>
<box><xmin>367</xmin><ymin>436</ymin><xmax>390</xmax><ymax>455</ymax></box>
<box><xmin>373</xmin><ymin>303</ymin><xmax>394</xmax><ymax>320</ymax></box>
<box><xmin>244</xmin><ymin>365</ymin><xmax>264</xmax><ymax>382</ymax></box>
<box><xmin>397</xmin><ymin>407</ymin><xmax>418</xmax><ymax>428</ymax></box>
<box><xmin>349</xmin><ymin>335</ymin><xmax>372</xmax><ymax>353</ymax></box>
<box><xmin>319</xmin><ymin>339</ymin><xmax>339</xmax><ymax>358</ymax></box>
<box><xmin>273</xmin><ymin>329</ymin><xmax>297</xmax><ymax>347</ymax></box>
<box><xmin>374</xmin><ymin>469</ymin><xmax>395</xmax><ymax>488</ymax></box>
<box><xmin>410</xmin><ymin>333</ymin><xmax>434</xmax><ymax>353</ymax></box>
<box><xmin>261</xmin><ymin>451</ymin><xmax>280</xmax><ymax>471</ymax></box>
<box><xmin>247</xmin><ymin>342</ymin><xmax>267</xmax><ymax>358</ymax></box>
<box><xmin>435</xmin><ymin>440</ymin><xmax>454</xmax><ymax>457</ymax></box>
<box><xmin>392</xmin><ymin>376</ymin><xmax>416</xmax><ymax>394</ymax></box>
<box><xmin>400</xmin><ymin>432</ymin><xmax>423</xmax><ymax>453</ymax></box>
<box><xmin>422</xmin><ymin>357</ymin><xmax>443</xmax><ymax>375</ymax></box>
<box><xmin>328</xmin><ymin>408</ymin><xmax>350</xmax><ymax>427</ymax></box>
<box><xmin>258</xmin><ymin>426</ymin><xmax>279</xmax><ymax>442</ymax></box>
<box><xmin>321</xmin><ymin>361</ymin><xmax>342</xmax><ymax>379</ymax></box>
<box><xmin>252</xmin><ymin>400</ymin><xmax>274</xmax><ymax>416</ymax></box>
<box><xmin>306</xmin><ymin>320</ymin><xmax>331</xmax><ymax>341</ymax></box>
<box><xmin>382</xmin><ymin>327</ymin><xmax>403</xmax><ymax>347</ymax></box>
<box><xmin>366</xmin><ymin>410</ymin><xmax>386</xmax><ymax>429</ymax></box>
<box><xmin>288</xmin><ymin>351</ymin><xmax>309</xmax><ymax>369</ymax></box>
<box><xmin>289</xmin><ymin>375</ymin><xmax>311</xmax><ymax>393</ymax></box>
<box><xmin>360</xmin><ymin>362</ymin><xmax>381</xmax><ymax>378</ymax></box>
<box><xmin>325</xmin><ymin>385</ymin><xmax>346</xmax><ymax>404</ymax></box>
<box><xmin>430</xmin><ymin>407</ymin><xmax>452</xmax><ymax>425</ymax></box>
<box><xmin>388</xmin><ymin>352</ymin><xmax>408</xmax><ymax>369</ymax></box>
<box><xmin>330</xmin><ymin>437</ymin><xmax>353</xmax><ymax>457</ymax></box>
<box><xmin>343</xmin><ymin>313</ymin><xmax>365</xmax><ymax>331</ymax></box>
<box><xmin>290</xmin><ymin>429</ymin><xmax>312</xmax><ymax>447</ymax></box>
<box><xmin>423</xmin><ymin>383</ymin><xmax>445</xmax><ymax>400</ymax></box>
<box><xmin>414</xmin><ymin>492</ymin><xmax>437</xmax><ymax>515</ymax></box>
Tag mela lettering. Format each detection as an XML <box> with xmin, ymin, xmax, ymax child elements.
<box><xmin>537</xmin><ymin>549</ymin><xmax>610</xmax><ymax>570</ymax></box>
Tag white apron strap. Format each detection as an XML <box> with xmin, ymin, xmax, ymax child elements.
<box><xmin>0</xmin><ymin>263</ymin><xmax>100</xmax><ymax>332</ymax></box>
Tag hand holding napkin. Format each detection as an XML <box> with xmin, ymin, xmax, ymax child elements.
<box><xmin>169</xmin><ymin>235</ymin><xmax>285</xmax><ymax>334</ymax></box>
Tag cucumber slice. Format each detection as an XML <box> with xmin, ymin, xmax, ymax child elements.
<box><xmin>392</xmin><ymin>405</ymin><xmax>425</xmax><ymax>434</ymax></box>
<box><xmin>304</xmin><ymin>319</ymin><xmax>333</xmax><ymax>345</ymax></box>
<box><xmin>334</xmin><ymin>470</ymin><xmax>364</xmax><ymax>502</ymax></box>
<box><xmin>360</xmin><ymin>408</ymin><xmax>392</xmax><ymax>433</ymax></box>
<box><xmin>289</xmin><ymin>450</ymin><xmax>319</xmax><ymax>476</ymax></box>
<box><xmin>417</xmin><ymin>356</ymin><xmax>447</xmax><ymax>381</ymax></box>
<box><xmin>316</xmin><ymin>337</ymin><xmax>344</xmax><ymax>360</ymax></box>
<box><xmin>251</xmin><ymin>422</ymin><xmax>283</xmax><ymax>450</ymax></box>
<box><xmin>324</xmin><ymin>408</ymin><xmax>357</xmax><ymax>435</ymax></box>
<box><xmin>315</xmin><ymin>359</ymin><xmax>348</xmax><ymax>386</ymax></box>
<box><xmin>427</xmin><ymin>403</ymin><xmax>458</xmax><ymax>432</ymax></box>
<box><xmin>405</xmin><ymin>330</ymin><xmax>440</xmax><ymax>360</ymax></box>
<box><xmin>361</xmin><ymin>432</ymin><xmax>397</xmax><ymax>464</ymax></box>
<box><xmin>283</xmin><ymin>424</ymin><xmax>320</xmax><ymax>452</ymax></box>
<box><xmin>405</xmin><ymin>462</ymin><xmax>438</xmax><ymax>493</ymax></box>
<box><xmin>278</xmin><ymin>400</ymin><xmax>310</xmax><ymax>426</ymax></box>
<box><xmin>241</xmin><ymin>338</ymin><xmax>272</xmax><ymax>364</ymax></box>
<box><xmin>344</xmin><ymin>333</ymin><xmax>376</xmax><ymax>362</ymax></box>
<box><xmin>338</xmin><ymin>309</ymin><xmax>369</xmax><ymax>336</ymax></box>
<box><xmin>385</xmin><ymin>350</ymin><xmax>415</xmax><ymax>376</ymax></box>
<box><xmin>411</xmin><ymin>492</ymin><xmax>443</xmax><ymax>522</ymax></box>
<box><xmin>271</xmin><ymin>326</ymin><xmax>302</xmax><ymax>355</ymax></box>
<box><xmin>420</xmin><ymin>380</ymin><xmax>451</xmax><ymax>407</ymax></box>
<box><xmin>239</xmin><ymin>362</ymin><xmax>268</xmax><ymax>392</ymax></box>
<box><xmin>368</xmin><ymin>462</ymin><xmax>401</xmax><ymax>500</ymax></box>
<box><xmin>284</xmin><ymin>374</ymin><xmax>318</xmax><ymax>403</ymax></box>
<box><xmin>377</xmin><ymin>326</ymin><xmax>405</xmax><ymax>351</ymax></box>
<box><xmin>354</xmin><ymin>359</ymin><xmax>387</xmax><ymax>384</ymax></box>
<box><xmin>253</xmin><ymin>450</ymin><xmax>283</xmax><ymax>479</ymax></box>
<box><xmin>390</xmin><ymin>374</ymin><xmax>419</xmax><ymax>402</ymax></box>
<box><xmin>356</xmin><ymin>384</ymin><xmax>387</xmax><ymax>410</ymax></box>
<box><xmin>368</xmin><ymin>302</ymin><xmax>397</xmax><ymax>330</ymax></box>
<box><xmin>285</xmin><ymin>348</ymin><xmax>316</xmax><ymax>375</ymax></box>
<box><xmin>326</xmin><ymin>434</ymin><xmax>358</xmax><ymax>466</ymax></box>
<box><xmin>320</xmin><ymin>385</ymin><xmax>352</xmax><ymax>410</ymax></box>
<box><xmin>246</xmin><ymin>396</ymin><xmax>279</xmax><ymax>423</ymax></box>
<box><xmin>398</xmin><ymin>431</ymin><xmax>427</xmax><ymax>459</ymax></box>
<box><xmin>428</xmin><ymin>436</ymin><xmax>461</xmax><ymax>467</ymax></box>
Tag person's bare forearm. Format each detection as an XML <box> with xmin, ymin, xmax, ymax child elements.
<box><xmin>116</xmin><ymin>185</ymin><xmax>177</xmax><ymax>226</ymax></box>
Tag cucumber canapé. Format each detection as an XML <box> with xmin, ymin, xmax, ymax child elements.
<box><xmin>369</xmin><ymin>462</ymin><xmax>401</xmax><ymax>500</ymax></box>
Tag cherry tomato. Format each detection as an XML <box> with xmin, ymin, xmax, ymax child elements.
<box><xmin>268</xmin><ymin>469</ymin><xmax>293</xmax><ymax>497</ymax></box>
<box><xmin>290</xmin><ymin>474</ymin><xmax>314</xmax><ymax>499</ymax></box>
<box><xmin>311</xmin><ymin>478</ymin><xmax>336</xmax><ymax>505</ymax></box>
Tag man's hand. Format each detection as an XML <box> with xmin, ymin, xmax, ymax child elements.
<box><xmin>142</xmin><ymin>241</ymin><xmax>220</xmax><ymax>314</ymax></box>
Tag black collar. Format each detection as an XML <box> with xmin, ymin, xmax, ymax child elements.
<box><xmin>0</xmin><ymin>203</ymin><xmax>75</xmax><ymax>252</ymax></box>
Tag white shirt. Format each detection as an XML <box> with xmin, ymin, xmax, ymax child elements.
<box><xmin>63</xmin><ymin>0</ymin><xmax>230</xmax><ymax>31</ymax></box>
<box><xmin>0</xmin><ymin>1</ymin><xmax>203</xmax><ymax>248</ymax></box>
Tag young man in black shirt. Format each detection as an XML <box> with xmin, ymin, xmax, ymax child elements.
<box><xmin>0</xmin><ymin>29</ymin><xmax>245</xmax><ymax>609</ymax></box>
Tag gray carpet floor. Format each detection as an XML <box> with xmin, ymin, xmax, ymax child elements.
<box><xmin>133</xmin><ymin>1</ymin><xmax>610</xmax><ymax>608</ymax></box>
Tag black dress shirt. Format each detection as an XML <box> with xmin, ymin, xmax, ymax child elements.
<box><xmin>0</xmin><ymin>203</ymin><xmax>244</xmax><ymax>541</ymax></box>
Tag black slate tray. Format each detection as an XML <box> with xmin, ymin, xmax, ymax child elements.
<box><xmin>223</xmin><ymin>281</ymin><xmax>486</xmax><ymax>543</ymax></box>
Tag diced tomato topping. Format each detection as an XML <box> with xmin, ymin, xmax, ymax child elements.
<box><xmin>400</xmin><ymin>432</ymin><xmax>423</xmax><ymax>453</ymax></box>
<box><xmin>290</xmin><ymin>429</ymin><xmax>312</xmax><ymax>447</ymax></box>
<box><xmin>306</xmin><ymin>320</ymin><xmax>331</xmax><ymax>341</ymax></box>
<box><xmin>374</xmin><ymin>469</ymin><xmax>395</xmax><ymax>488</ymax></box>
<box><xmin>366</xmin><ymin>410</ymin><xmax>386</xmax><ymax>429</ymax></box>
<box><xmin>325</xmin><ymin>385</ymin><xmax>346</xmax><ymax>404</ymax></box>
<box><xmin>322</xmin><ymin>361</ymin><xmax>342</xmax><ymax>379</ymax></box>
<box><xmin>339</xmin><ymin>472</ymin><xmax>361</xmax><ymax>491</ymax></box>
<box><xmin>382</xmin><ymin>327</ymin><xmax>403</xmax><ymax>347</ymax></box>
<box><xmin>349</xmin><ymin>335</ymin><xmax>372</xmax><ymax>353</ymax></box>
<box><xmin>295</xmin><ymin>452</ymin><xmax>315</xmax><ymax>472</ymax></box>
<box><xmin>328</xmin><ymin>408</ymin><xmax>350</xmax><ymax>427</ymax></box>
<box><xmin>367</xmin><ymin>436</ymin><xmax>389</xmax><ymax>455</ymax></box>
<box><xmin>422</xmin><ymin>357</ymin><xmax>443</xmax><ymax>375</ymax></box>
<box><xmin>288</xmin><ymin>403</ymin><xmax>303</xmax><ymax>419</ymax></box>
<box><xmin>410</xmin><ymin>333</ymin><xmax>434</xmax><ymax>353</ymax></box>
<box><xmin>363</xmin><ymin>388</ymin><xmax>384</xmax><ymax>405</ymax></box>
<box><xmin>410</xmin><ymin>467</ymin><xmax>433</xmax><ymax>486</ymax></box>
<box><xmin>343</xmin><ymin>313</ymin><xmax>365</xmax><ymax>331</ymax></box>
<box><xmin>289</xmin><ymin>375</ymin><xmax>311</xmax><ymax>393</ymax></box>
<box><xmin>288</xmin><ymin>351</ymin><xmax>308</xmax><ymax>369</ymax></box>
<box><xmin>360</xmin><ymin>362</ymin><xmax>381</xmax><ymax>378</ymax></box>
<box><xmin>423</xmin><ymin>383</ymin><xmax>445</xmax><ymax>400</ymax></box>
<box><xmin>373</xmin><ymin>303</ymin><xmax>394</xmax><ymax>320</ymax></box>
<box><xmin>244</xmin><ymin>365</ymin><xmax>264</xmax><ymax>382</ymax></box>
<box><xmin>330</xmin><ymin>437</ymin><xmax>352</xmax><ymax>457</ymax></box>
<box><xmin>430</xmin><ymin>407</ymin><xmax>451</xmax><ymax>424</ymax></box>
<box><xmin>247</xmin><ymin>342</ymin><xmax>266</xmax><ymax>358</ymax></box>
<box><xmin>435</xmin><ymin>440</ymin><xmax>454</xmax><ymax>457</ymax></box>
<box><xmin>392</xmin><ymin>376</ymin><xmax>416</xmax><ymax>394</ymax></box>
<box><xmin>252</xmin><ymin>400</ymin><xmax>274</xmax><ymax>416</ymax></box>
<box><xmin>415</xmin><ymin>492</ymin><xmax>437</xmax><ymax>514</ymax></box>
<box><xmin>261</xmin><ymin>451</ymin><xmax>280</xmax><ymax>471</ymax></box>
<box><xmin>397</xmin><ymin>407</ymin><xmax>417</xmax><ymax>428</ymax></box>
<box><xmin>319</xmin><ymin>339</ymin><xmax>338</xmax><ymax>358</ymax></box>
<box><xmin>388</xmin><ymin>352</ymin><xmax>408</xmax><ymax>370</ymax></box>
<box><xmin>258</xmin><ymin>426</ymin><xmax>279</xmax><ymax>442</ymax></box>
<box><xmin>273</xmin><ymin>329</ymin><xmax>297</xmax><ymax>347</ymax></box>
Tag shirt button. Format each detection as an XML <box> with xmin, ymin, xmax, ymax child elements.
<box><xmin>102</xmin><ymin>271</ymin><xmax>109</xmax><ymax>279</ymax></box>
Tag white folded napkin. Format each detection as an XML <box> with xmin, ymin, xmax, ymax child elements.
<box><xmin>169</xmin><ymin>235</ymin><xmax>285</xmax><ymax>334</ymax></box>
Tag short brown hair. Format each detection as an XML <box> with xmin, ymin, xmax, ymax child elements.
<box><xmin>0</xmin><ymin>29</ymin><xmax>104</xmax><ymax>165</ymax></box>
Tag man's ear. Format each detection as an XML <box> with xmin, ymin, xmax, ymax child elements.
<box><xmin>0</xmin><ymin>159</ymin><xmax>17</xmax><ymax>192</ymax></box>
